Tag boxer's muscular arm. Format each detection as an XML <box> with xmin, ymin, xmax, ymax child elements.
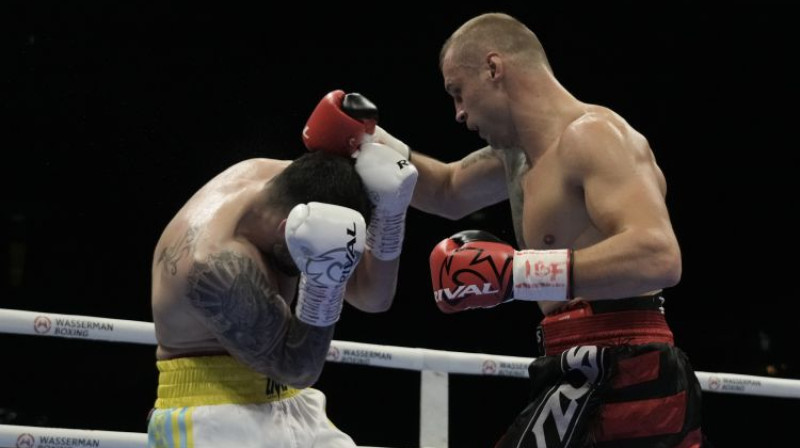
<box><xmin>186</xmin><ymin>247</ymin><xmax>331</xmax><ymax>389</ymax></box>
<box><xmin>343</xmin><ymin>146</ymin><xmax>509</xmax><ymax>312</ymax></box>
<box><xmin>342</xmin><ymin>147</ymin><xmax>509</xmax><ymax>312</ymax></box>
<box><xmin>565</xmin><ymin>115</ymin><xmax>681</xmax><ymax>300</ymax></box>
<box><xmin>410</xmin><ymin>146</ymin><xmax>508</xmax><ymax>219</ymax></box>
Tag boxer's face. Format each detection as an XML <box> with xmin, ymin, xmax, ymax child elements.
<box><xmin>443</xmin><ymin>54</ymin><xmax>491</xmax><ymax>142</ymax></box>
<box><xmin>443</xmin><ymin>50</ymin><xmax>513</xmax><ymax>149</ymax></box>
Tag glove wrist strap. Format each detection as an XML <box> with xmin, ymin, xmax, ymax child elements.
<box><xmin>295</xmin><ymin>275</ymin><xmax>345</xmax><ymax>327</ymax></box>
<box><xmin>365</xmin><ymin>210</ymin><xmax>406</xmax><ymax>261</ymax></box>
<box><xmin>512</xmin><ymin>249</ymin><xmax>572</xmax><ymax>301</ymax></box>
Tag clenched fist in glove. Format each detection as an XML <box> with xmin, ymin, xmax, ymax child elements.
<box><xmin>356</xmin><ymin>143</ymin><xmax>418</xmax><ymax>260</ymax></box>
<box><xmin>302</xmin><ymin>89</ymin><xmax>417</xmax><ymax>260</ymax></box>
<box><xmin>286</xmin><ymin>202</ymin><xmax>366</xmax><ymax>326</ymax></box>
<box><xmin>430</xmin><ymin>230</ymin><xmax>573</xmax><ymax>313</ymax></box>
<box><xmin>302</xmin><ymin>89</ymin><xmax>413</xmax><ymax>161</ymax></box>
<box><xmin>302</xmin><ymin>90</ymin><xmax>378</xmax><ymax>157</ymax></box>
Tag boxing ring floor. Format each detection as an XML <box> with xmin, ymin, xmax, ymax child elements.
<box><xmin>2</xmin><ymin>308</ymin><xmax>799</xmax><ymax>448</ymax></box>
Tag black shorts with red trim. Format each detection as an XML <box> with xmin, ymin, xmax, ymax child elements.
<box><xmin>495</xmin><ymin>296</ymin><xmax>703</xmax><ymax>448</ymax></box>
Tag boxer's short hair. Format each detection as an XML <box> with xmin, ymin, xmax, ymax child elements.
<box><xmin>268</xmin><ymin>151</ymin><xmax>372</xmax><ymax>225</ymax></box>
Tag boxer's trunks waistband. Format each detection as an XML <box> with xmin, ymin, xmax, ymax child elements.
<box><xmin>537</xmin><ymin>294</ymin><xmax>674</xmax><ymax>356</ymax></box>
<box><xmin>154</xmin><ymin>355</ymin><xmax>300</xmax><ymax>408</ymax></box>
<box><xmin>583</xmin><ymin>294</ymin><xmax>665</xmax><ymax>314</ymax></box>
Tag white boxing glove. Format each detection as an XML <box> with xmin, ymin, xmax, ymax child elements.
<box><xmin>355</xmin><ymin>142</ymin><xmax>418</xmax><ymax>260</ymax></box>
<box><xmin>286</xmin><ymin>202</ymin><xmax>366</xmax><ymax>326</ymax></box>
<box><xmin>362</xmin><ymin>125</ymin><xmax>411</xmax><ymax>160</ymax></box>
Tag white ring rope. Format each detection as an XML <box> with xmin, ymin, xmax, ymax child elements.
<box><xmin>2</xmin><ymin>306</ymin><xmax>799</xmax><ymax>448</ymax></box>
<box><xmin>0</xmin><ymin>424</ymin><xmax>399</xmax><ymax>448</ymax></box>
<box><xmin>0</xmin><ymin>424</ymin><xmax>146</xmax><ymax>448</ymax></box>
<box><xmin>2</xmin><ymin>307</ymin><xmax>799</xmax><ymax>398</ymax></box>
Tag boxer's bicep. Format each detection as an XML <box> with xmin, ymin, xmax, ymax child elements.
<box><xmin>186</xmin><ymin>250</ymin><xmax>332</xmax><ymax>386</ymax></box>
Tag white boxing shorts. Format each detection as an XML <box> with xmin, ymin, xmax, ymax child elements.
<box><xmin>147</xmin><ymin>356</ymin><xmax>356</xmax><ymax>448</ymax></box>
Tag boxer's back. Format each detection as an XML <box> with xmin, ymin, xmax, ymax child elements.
<box><xmin>151</xmin><ymin>158</ymin><xmax>290</xmax><ymax>359</ymax></box>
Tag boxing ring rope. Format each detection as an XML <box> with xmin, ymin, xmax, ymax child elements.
<box><xmin>2</xmin><ymin>308</ymin><xmax>800</xmax><ymax>448</ymax></box>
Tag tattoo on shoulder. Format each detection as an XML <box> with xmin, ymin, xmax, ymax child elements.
<box><xmin>157</xmin><ymin>227</ymin><xmax>198</xmax><ymax>275</ymax></box>
<box><xmin>461</xmin><ymin>147</ymin><xmax>497</xmax><ymax>170</ymax></box>
<box><xmin>186</xmin><ymin>251</ymin><xmax>289</xmax><ymax>359</ymax></box>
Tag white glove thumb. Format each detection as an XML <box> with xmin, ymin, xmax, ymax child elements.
<box><xmin>362</xmin><ymin>125</ymin><xmax>410</xmax><ymax>160</ymax></box>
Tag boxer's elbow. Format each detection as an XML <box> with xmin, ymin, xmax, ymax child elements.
<box><xmin>644</xmin><ymin>230</ymin><xmax>682</xmax><ymax>288</ymax></box>
<box><xmin>245</xmin><ymin>335</ymin><xmax>329</xmax><ymax>389</ymax></box>
<box><xmin>270</xmin><ymin>359</ymin><xmax>325</xmax><ymax>389</ymax></box>
<box><xmin>345</xmin><ymin>267</ymin><xmax>397</xmax><ymax>313</ymax></box>
<box><xmin>286</xmin><ymin>370</ymin><xmax>322</xmax><ymax>389</ymax></box>
<box><xmin>361</xmin><ymin>296</ymin><xmax>394</xmax><ymax>313</ymax></box>
<box><xmin>439</xmin><ymin>204</ymin><xmax>476</xmax><ymax>221</ymax></box>
<box><xmin>662</xmin><ymin>252</ymin><xmax>682</xmax><ymax>288</ymax></box>
<box><xmin>347</xmin><ymin>292</ymin><xmax>394</xmax><ymax>313</ymax></box>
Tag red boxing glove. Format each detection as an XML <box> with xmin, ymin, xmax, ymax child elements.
<box><xmin>302</xmin><ymin>90</ymin><xmax>379</xmax><ymax>157</ymax></box>
<box><xmin>430</xmin><ymin>230</ymin><xmax>515</xmax><ymax>313</ymax></box>
<box><xmin>430</xmin><ymin>230</ymin><xmax>572</xmax><ymax>313</ymax></box>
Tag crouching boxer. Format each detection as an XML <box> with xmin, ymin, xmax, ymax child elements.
<box><xmin>147</xmin><ymin>88</ymin><xmax>416</xmax><ymax>448</ymax></box>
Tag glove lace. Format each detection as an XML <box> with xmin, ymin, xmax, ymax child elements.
<box><xmin>366</xmin><ymin>211</ymin><xmax>406</xmax><ymax>260</ymax></box>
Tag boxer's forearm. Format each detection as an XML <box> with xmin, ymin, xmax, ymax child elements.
<box><xmin>410</xmin><ymin>147</ymin><xmax>508</xmax><ymax>219</ymax></box>
<box><xmin>185</xmin><ymin>250</ymin><xmax>335</xmax><ymax>389</ymax></box>
<box><xmin>344</xmin><ymin>254</ymin><xmax>400</xmax><ymax>313</ymax></box>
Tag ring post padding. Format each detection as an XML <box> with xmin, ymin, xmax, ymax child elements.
<box><xmin>420</xmin><ymin>370</ymin><xmax>448</xmax><ymax>448</ymax></box>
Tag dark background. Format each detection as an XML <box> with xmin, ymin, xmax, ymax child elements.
<box><xmin>3</xmin><ymin>2</ymin><xmax>797</xmax><ymax>447</ymax></box>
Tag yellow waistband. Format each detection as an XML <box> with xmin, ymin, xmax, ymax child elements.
<box><xmin>155</xmin><ymin>356</ymin><xmax>300</xmax><ymax>408</ymax></box>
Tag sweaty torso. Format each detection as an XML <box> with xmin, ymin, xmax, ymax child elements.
<box><xmin>502</xmin><ymin>106</ymin><xmax>666</xmax><ymax>315</ymax></box>
<box><xmin>151</xmin><ymin>158</ymin><xmax>294</xmax><ymax>359</ymax></box>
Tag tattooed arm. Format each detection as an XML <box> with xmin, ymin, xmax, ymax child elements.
<box><xmin>186</xmin><ymin>249</ymin><xmax>332</xmax><ymax>389</ymax></box>
<box><xmin>408</xmin><ymin>146</ymin><xmax>509</xmax><ymax>219</ymax></box>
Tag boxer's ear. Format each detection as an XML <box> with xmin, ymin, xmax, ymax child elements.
<box><xmin>487</xmin><ymin>53</ymin><xmax>503</xmax><ymax>81</ymax></box>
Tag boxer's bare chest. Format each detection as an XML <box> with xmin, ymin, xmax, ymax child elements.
<box><xmin>503</xmin><ymin>149</ymin><xmax>591</xmax><ymax>251</ymax></box>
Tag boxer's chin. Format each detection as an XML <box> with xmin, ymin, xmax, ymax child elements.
<box><xmin>268</xmin><ymin>243</ymin><xmax>300</xmax><ymax>277</ymax></box>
